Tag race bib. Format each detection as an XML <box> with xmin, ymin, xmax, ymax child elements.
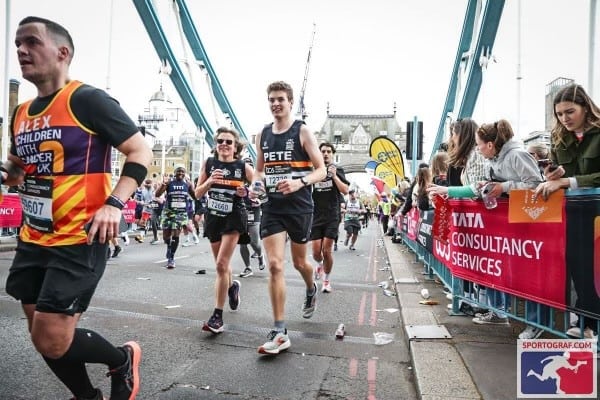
<box><xmin>265</xmin><ymin>164</ymin><xmax>292</xmax><ymax>190</ymax></box>
<box><xmin>208</xmin><ymin>198</ymin><xmax>233</xmax><ymax>214</ymax></box>
<box><xmin>314</xmin><ymin>180</ymin><xmax>333</xmax><ymax>190</ymax></box>
<box><xmin>20</xmin><ymin>177</ymin><xmax>53</xmax><ymax>232</ymax></box>
<box><xmin>170</xmin><ymin>201</ymin><xmax>187</xmax><ymax>209</ymax></box>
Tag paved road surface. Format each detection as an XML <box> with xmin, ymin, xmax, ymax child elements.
<box><xmin>0</xmin><ymin>223</ymin><xmax>417</xmax><ymax>399</ymax></box>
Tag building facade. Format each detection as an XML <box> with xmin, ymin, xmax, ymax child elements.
<box><xmin>314</xmin><ymin>106</ymin><xmax>406</xmax><ymax>174</ymax></box>
<box><xmin>523</xmin><ymin>77</ymin><xmax>574</xmax><ymax>150</ymax></box>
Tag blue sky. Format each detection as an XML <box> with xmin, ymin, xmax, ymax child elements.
<box><xmin>1</xmin><ymin>0</ymin><xmax>596</xmax><ymax>160</ymax></box>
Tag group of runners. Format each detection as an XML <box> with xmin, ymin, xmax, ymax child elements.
<box><xmin>3</xmin><ymin>16</ymin><xmax>373</xmax><ymax>400</ymax></box>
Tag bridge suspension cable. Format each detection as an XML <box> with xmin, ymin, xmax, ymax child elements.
<box><xmin>132</xmin><ymin>0</ymin><xmax>256</xmax><ymax>159</ymax></box>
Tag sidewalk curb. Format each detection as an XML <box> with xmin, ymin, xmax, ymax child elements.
<box><xmin>384</xmin><ymin>236</ymin><xmax>481</xmax><ymax>400</ymax></box>
<box><xmin>0</xmin><ymin>237</ymin><xmax>17</xmax><ymax>252</ymax></box>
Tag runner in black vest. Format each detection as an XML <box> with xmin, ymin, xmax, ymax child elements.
<box><xmin>310</xmin><ymin>142</ymin><xmax>350</xmax><ymax>293</ymax></box>
<box><xmin>251</xmin><ymin>81</ymin><xmax>326</xmax><ymax>355</ymax></box>
<box><xmin>195</xmin><ymin>127</ymin><xmax>252</xmax><ymax>334</ymax></box>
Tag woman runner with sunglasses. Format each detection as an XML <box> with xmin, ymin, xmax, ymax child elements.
<box><xmin>195</xmin><ymin>127</ymin><xmax>253</xmax><ymax>333</ymax></box>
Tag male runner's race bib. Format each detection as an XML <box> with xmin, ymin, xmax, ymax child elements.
<box><xmin>265</xmin><ymin>164</ymin><xmax>292</xmax><ymax>192</ymax></box>
<box><xmin>19</xmin><ymin>177</ymin><xmax>54</xmax><ymax>232</ymax></box>
<box><xmin>169</xmin><ymin>200</ymin><xmax>187</xmax><ymax>210</ymax></box>
<box><xmin>314</xmin><ymin>180</ymin><xmax>333</xmax><ymax>190</ymax></box>
<box><xmin>346</xmin><ymin>200</ymin><xmax>362</xmax><ymax>220</ymax></box>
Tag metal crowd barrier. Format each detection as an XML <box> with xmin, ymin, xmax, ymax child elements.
<box><xmin>397</xmin><ymin>188</ymin><xmax>600</xmax><ymax>340</ymax></box>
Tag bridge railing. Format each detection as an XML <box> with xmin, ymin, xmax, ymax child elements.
<box><xmin>396</xmin><ymin>189</ymin><xmax>600</xmax><ymax>339</ymax></box>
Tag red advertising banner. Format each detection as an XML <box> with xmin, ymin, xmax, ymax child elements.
<box><xmin>405</xmin><ymin>206</ymin><xmax>420</xmax><ymax>241</ymax></box>
<box><xmin>0</xmin><ymin>194</ymin><xmax>23</xmax><ymax>228</ymax></box>
<box><xmin>0</xmin><ymin>196</ymin><xmax>138</xmax><ymax>229</ymax></box>
<box><xmin>122</xmin><ymin>200</ymin><xmax>137</xmax><ymax>223</ymax></box>
<box><xmin>432</xmin><ymin>198</ymin><xmax>567</xmax><ymax>309</ymax></box>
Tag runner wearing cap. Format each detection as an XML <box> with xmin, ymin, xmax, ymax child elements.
<box><xmin>343</xmin><ymin>190</ymin><xmax>365</xmax><ymax>251</ymax></box>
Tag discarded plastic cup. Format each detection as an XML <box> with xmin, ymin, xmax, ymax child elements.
<box><xmin>420</xmin><ymin>288</ymin><xmax>430</xmax><ymax>299</ymax></box>
<box><xmin>482</xmin><ymin>183</ymin><xmax>498</xmax><ymax>210</ymax></box>
<box><xmin>335</xmin><ymin>323</ymin><xmax>345</xmax><ymax>339</ymax></box>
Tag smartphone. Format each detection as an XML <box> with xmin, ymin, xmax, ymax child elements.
<box><xmin>537</xmin><ymin>159</ymin><xmax>558</xmax><ymax>172</ymax></box>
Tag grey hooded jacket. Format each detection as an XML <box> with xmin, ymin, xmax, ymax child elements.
<box><xmin>488</xmin><ymin>139</ymin><xmax>543</xmax><ymax>193</ymax></box>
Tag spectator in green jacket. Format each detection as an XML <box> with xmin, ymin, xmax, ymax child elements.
<box><xmin>535</xmin><ymin>83</ymin><xmax>600</xmax><ymax>340</ymax></box>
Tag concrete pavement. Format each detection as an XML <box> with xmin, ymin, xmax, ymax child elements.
<box><xmin>384</xmin><ymin>235</ymin><xmax>520</xmax><ymax>400</ymax></box>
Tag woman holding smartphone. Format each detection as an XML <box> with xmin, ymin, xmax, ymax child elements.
<box><xmin>535</xmin><ymin>84</ymin><xmax>600</xmax><ymax>339</ymax></box>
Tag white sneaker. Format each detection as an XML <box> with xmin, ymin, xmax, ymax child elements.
<box><xmin>194</xmin><ymin>237</ymin><xmax>200</xmax><ymax>244</ymax></box>
<box><xmin>314</xmin><ymin>263</ymin><xmax>323</xmax><ymax>280</ymax></box>
<box><xmin>519</xmin><ymin>326</ymin><xmax>544</xmax><ymax>339</ymax></box>
<box><xmin>472</xmin><ymin>312</ymin><xmax>509</xmax><ymax>325</ymax></box>
<box><xmin>258</xmin><ymin>330</ymin><xmax>290</xmax><ymax>355</ymax></box>
<box><xmin>566</xmin><ymin>326</ymin><xmax>598</xmax><ymax>339</ymax></box>
<box><xmin>322</xmin><ymin>280</ymin><xmax>332</xmax><ymax>293</ymax></box>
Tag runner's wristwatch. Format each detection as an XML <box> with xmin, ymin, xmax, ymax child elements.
<box><xmin>300</xmin><ymin>177</ymin><xmax>309</xmax><ymax>186</ymax></box>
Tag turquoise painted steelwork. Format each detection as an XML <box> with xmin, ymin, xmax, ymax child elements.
<box><xmin>133</xmin><ymin>0</ymin><xmax>214</xmax><ymax>147</ymax></box>
<box><xmin>133</xmin><ymin>0</ymin><xmax>256</xmax><ymax>160</ymax></box>
<box><xmin>174</xmin><ymin>0</ymin><xmax>255</xmax><ymax>161</ymax></box>
<box><xmin>430</xmin><ymin>0</ymin><xmax>505</xmax><ymax>161</ymax></box>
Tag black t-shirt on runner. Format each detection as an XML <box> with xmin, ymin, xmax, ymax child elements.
<box><xmin>312</xmin><ymin>165</ymin><xmax>349</xmax><ymax>218</ymax></box>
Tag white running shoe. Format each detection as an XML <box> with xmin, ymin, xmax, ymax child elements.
<box><xmin>322</xmin><ymin>280</ymin><xmax>332</xmax><ymax>293</ymax></box>
<box><xmin>566</xmin><ymin>326</ymin><xmax>598</xmax><ymax>340</ymax></box>
<box><xmin>314</xmin><ymin>263</ymin><xmax>323</xmax><ymax>280</ymax></box>
<box><xmin>258</xmin><ymin>330</ymin><xmax>290</xmax><ymax>355</ymax></box>
<box><xmin>519</xmin><ymin>326</ymin><xmax>544</xmax><ymax>340</ymax></box>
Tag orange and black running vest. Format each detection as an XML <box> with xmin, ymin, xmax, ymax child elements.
<box><xmin>205</xmin><ymin>157</ymin><xmax>247</xmax><ymax>217</ymax></box>
<box><xmin>11</xmin><ymin>80</ymin><xmax>112</xmax><ymax>246</ymax></box>
<box><xmin>260</xmin><ymin>120</ymin><xmax>313</xmax><ymax>214</ymax></box>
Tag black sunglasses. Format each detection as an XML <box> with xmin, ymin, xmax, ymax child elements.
<box><xmin>217</xmin><ymin>138</ymin><xmax>234</xmax><ymax>145</ymax></box>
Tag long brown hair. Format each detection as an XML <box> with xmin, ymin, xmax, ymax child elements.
<box><xmin>415</xmin><ymin>166</ymin><xmax>432</xmax><ymax>199</ymax></box>
<box><xmin>551</xmin><ymin>84</ymin><xmax>600</xmax><ymax>149</ymax></box>
<box><xmin>447</xmin><ymin>118</ymin><xmax>478</xmax><ymax>168</ymax></box>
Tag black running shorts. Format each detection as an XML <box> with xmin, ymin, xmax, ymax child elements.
<box><xmin>310</xmin><ymin>216</ymin><xmax>340</xmax><ymax>241</ymax></box>
<box><xmin>260</xmin><ymin>212</ymin><xmax>313</xmax><ymax>244</ymax></box>
<box><xmin>5</xmin><ymin>240</ymin><xmax>108</xmax><ymax>315</ymax></box>
<box><xmin>204</xmin><ymin>209</ymin><xmax>248</xmax><ymax>243</ymax></box>
<box><xmin>344</xmin><ymin>219</ymin><xmax>362</xmax><ymax>235</ymax></box>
